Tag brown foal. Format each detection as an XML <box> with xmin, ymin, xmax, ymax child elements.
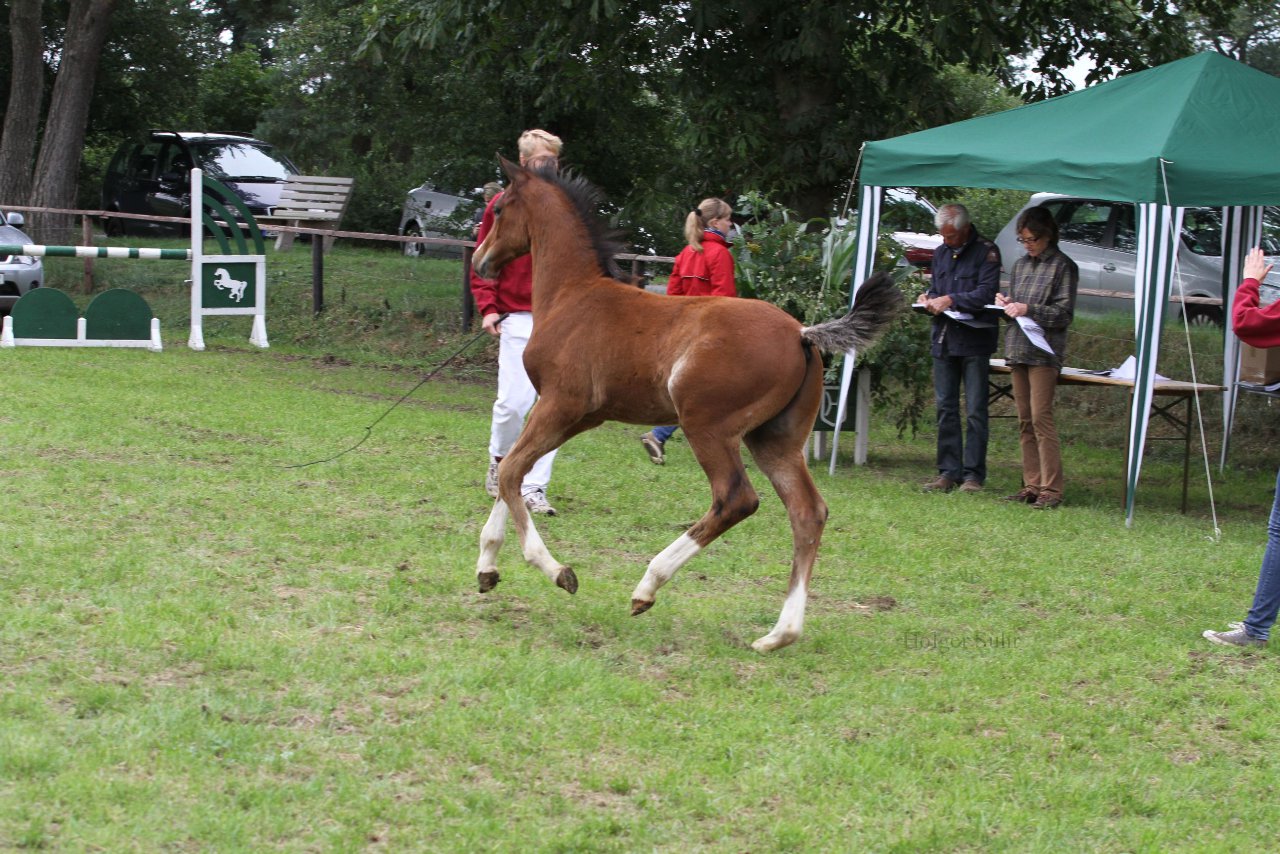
<box><xmin>472</xmin><ymin>158</ymin><xmax>903</xmax><ymax>651</ymax></box>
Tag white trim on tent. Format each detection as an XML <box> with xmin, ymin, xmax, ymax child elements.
<box><xmin>829</xmin><ymin>183</ymin><xmax>883</xmax><ymax>474</ymax></box>
<box><xmin>1220</xmin><ymin>207</ymin><xmax>1265</xmax><ymax>470</ymax></box>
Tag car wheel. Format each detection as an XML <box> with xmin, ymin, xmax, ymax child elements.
<box><xmin>1183</xmin><ymin>305</ymin><xmax>1222</xmax><ymax>328</ymax></box>
<box><xmin>403</xmin><ymin>222</ymin><xmax>423</xmax><ymax>258</ymax></box>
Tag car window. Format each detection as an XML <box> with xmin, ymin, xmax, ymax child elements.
<box><xmin>1262</xmin><ymin>207</ymin><xmax>1280</xmax><ymax>256</ymax></box>
<box><xmin>158</xmin><ymin>142</ymin><xmax>193</xmax><ymax>177</ymax></box>
<box><xmin>881</xmin><ymin>198</ymin><xmax>935</xmax><ymax>234</ymax></box>
<box><xmin>1050</xmin><ymin>200</ymin><xmax>1120</xmax><ymax>248</ymax></box>
<box><xmin>193</xmin><ymin>142</ymin><xmax>294</xmax><ymax>182</ymax></box>
<box><xmin>1181</xmin><ymin>207</ymin><xmax>1224</xmax><ymax>257</ymax></box>
<box><xmin>129</xmin><ymin>142</ymin><xmax>164</xmax><ymax>180</ymax></box>
<box><xmin>1113</xmin><ymin>204</ymin><xmax>1136</xmax><ymax>253</ymax></box>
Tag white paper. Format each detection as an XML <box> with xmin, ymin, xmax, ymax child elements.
<box><xmin>1110</xmin><ymin>355</ymin><xmax>1169</xmax><ymax>382</ymax></box>
<box><xmin>1014</xmin><ymin>316</ymin><xmax>1054</xmax><ymax>355</ymax></box>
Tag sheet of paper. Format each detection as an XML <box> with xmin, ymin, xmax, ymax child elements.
<box><xmin>1110</xmin><ymin>355</ymin><xmax>1169</xmax><ymax>382</ymax></box>
<box><xmin>1014</xmin><ymin>316</ymin><xmax>1054</xmax><ymax>355</ymax></box>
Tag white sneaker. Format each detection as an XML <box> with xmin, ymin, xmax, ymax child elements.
<box><xmin>523</xmin><ymin>488</ymin><xmax>557</xmax><ymax>516</ymax></box>
<box><xmin>485</xmin><ymin>459</ymin><xmax>499</xmax><ymax>498</ymax></box>
<box><xmin>1202</xmin><ymin>626</ymin><xmax>1266</xmax><ymax>648</ymax></box>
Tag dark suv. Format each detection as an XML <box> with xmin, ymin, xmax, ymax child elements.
<box><xmin>101</xmin><ymin>131</ymin><xmax>298</xmax><ymax>235</ymax></box>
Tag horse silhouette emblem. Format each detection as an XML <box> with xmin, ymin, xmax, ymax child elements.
<box><xmin>212</xmin><ymin>267</ymin><xmax>249</xmax><ymax>302</ymax></box>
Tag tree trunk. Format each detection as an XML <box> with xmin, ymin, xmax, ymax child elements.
<box><xmin>0</xmin><ymin>0</ymin><xmax>45</xmax><ymax>207</ymax></box>
<box><xmin>29</xmin><ymin>0</ymin><xmax>118</xmax><ymax>243</ymax></box>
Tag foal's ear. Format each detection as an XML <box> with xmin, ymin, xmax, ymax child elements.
<box><xmin>498</xmin><ymin>154</ymin><xmax>523</xmax><ymax>181</ymax></box>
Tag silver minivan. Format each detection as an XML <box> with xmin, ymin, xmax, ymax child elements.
<box><xmin>0</xmin><ymin>210</ymin><xmax>43</xmax><ymax>311</ymax></box>
<box><xmin>995</xmin><ymin>193</ymin><xmax>1280</xmax><ymax>325</ymax></box>
<box><xmin>398</xmin><ymin>183</ymin><xmax>478</xmax><ymax>258</ymax></box>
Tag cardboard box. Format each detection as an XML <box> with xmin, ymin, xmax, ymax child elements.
<box><xmin>1240</xmin><ymin>343</ymin><xmax>1280</xmax><ymax>384</ymax></box>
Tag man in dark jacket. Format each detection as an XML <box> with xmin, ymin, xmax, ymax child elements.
<box><xmin>917</xmin><ymin>203</ymin><xmax>1002</xmax><ymax>493</ymax></box>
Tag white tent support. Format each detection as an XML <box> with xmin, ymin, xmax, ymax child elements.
<box><xmin>829</xmin><ymin>184</ymin><xmax>884</xmax><ymax>474</ymax></box>
<box><xmin>1125</xmin><ymin>203</ymin><xmax>1184</xmax><ymax>526</ymax></box>
<box><xmin>1220</xmin><ymin>206</ymin><xmax>1265</xmax><ymax>470</ymax></box>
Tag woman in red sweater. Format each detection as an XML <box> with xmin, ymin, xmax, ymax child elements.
<box><xmin>1205</xmin><ymin>247</ymin><xmax>1280</xmax><ymax>647</ymax></box>
<box><xmin>640</xmin><ymin>198</ymin><xmax>737</xmax><ymax>464</ymax></box>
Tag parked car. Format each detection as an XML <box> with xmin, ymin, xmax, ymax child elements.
<box><xmin>101</xmin><ymin>131</ymin><xmax>298</xmax><ymax>236</ymax></box>
<box><xmin>995</xmin><ymin>193</ymin><xmax>1280</xmax><ymax>325</ymax></box>
<box><xmin>837</xmin><ymin>188</ymin><xmax>942</xmax><ymax>270</ymax></box>
<box><xmin>399</xmin><ymin>182</ymin><xmax>479</xmax><ymax>258</ymax></box>
<box><xmin>0</xmin><ymin>209</ymin><xmax>43</xmax><ymax>311</ymax></box>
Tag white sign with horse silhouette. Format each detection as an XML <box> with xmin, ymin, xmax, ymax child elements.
<box><xmin>188</xmin><ymin>167</ymin><xmax>268</xmax><ymax>350</ymax></box>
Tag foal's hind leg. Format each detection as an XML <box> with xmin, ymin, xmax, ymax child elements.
<box><xmin>630</xmin><ymin>436</ymin><xmax>759</xmax><ymax>615</ymax></box>
<box><xmin>742</xmin><ymin>426</ymin><xmax>829</xmax><ymax>652</ymax></box>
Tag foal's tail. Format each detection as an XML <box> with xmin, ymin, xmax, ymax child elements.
<box><xmin>801</xmin><ymin>271</ymin><xmax>905</xmax><ymax>354</ymax></box>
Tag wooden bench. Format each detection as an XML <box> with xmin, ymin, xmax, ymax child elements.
<box><xmin>260</xmin><ymin>175</ymin><xmax>354</xmax><ymax>252</ymax></box>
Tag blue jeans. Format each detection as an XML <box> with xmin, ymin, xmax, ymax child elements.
<box><xmin>1243</xmin><ymin>467</ymin><xmax>1280</xmax><ymax>641</ymax></box>
<box><xmin>652</xmin><ymin>425</ymin><xmax>679</xmax><ymax>444</ymax></box>
<box><xmin>933</xmin><ymin>354</ymin><xmax>990</xmax><ymax>485</ymax></box>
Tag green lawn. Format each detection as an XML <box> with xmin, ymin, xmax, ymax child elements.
<box><xmin>3</xmin><ymin>245</ymin><xmax>1278</xmax><ymax>850</ymax></box>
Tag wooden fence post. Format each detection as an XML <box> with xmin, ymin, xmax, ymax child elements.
<box><xmin>81</xmin><ymin>216</ymin><xmax>95</xmax><ymax>293</ymax></box>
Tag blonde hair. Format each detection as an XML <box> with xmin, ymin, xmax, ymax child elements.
<box><xmin>518</xmin><ymin>129</ymin><xmax>564</xmax><ymax>164</ymax></box>
<box><xmin>684</xmin><ymin>197</ymin><xmax>733</xmax><ymax>250</ymax></box>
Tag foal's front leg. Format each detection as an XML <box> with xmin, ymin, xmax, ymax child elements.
<box><xmin>475</xmin><ymin>405</ymin><xmax>585</xmax><ymax>595</ymax></box>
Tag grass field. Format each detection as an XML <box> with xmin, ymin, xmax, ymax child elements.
<box><xmin>3</xmin><ymin>243</ymin><xmax>1279</xmax><ymax>850</ymax></box>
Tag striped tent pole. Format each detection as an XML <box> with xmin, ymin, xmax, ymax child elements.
<box><xmin>0</xmin><ymin>244</ymin><xmax>191</xmax><ymax>260</ymax></box>
<box><xmin>1125</xmin><ymin>203</ymin><xmax>1184</xmax><ymax>526</ymax></box>
<box><xmin>1219</xmin><ymin>206</ymin><xmax>1264</xmax><ymax>470</ymax></box>
<box><xmin>829</xmin><ymin>183</ymin><xmax>883</xmax><ymax>475</ymax></box>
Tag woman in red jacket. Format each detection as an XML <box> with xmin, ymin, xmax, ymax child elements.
<box><xmin>1204</xmin><ymin>247</ymin><xmax>1280</xmax><ymax>647</ymax></box>
<box><xmin>640</xmin><ymin>198</ymin><xmax>736</xmax><ymax>464</ymax></box>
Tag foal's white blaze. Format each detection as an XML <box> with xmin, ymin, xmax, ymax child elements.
<box><xmin>477</xmin><ymin>499</ymin><xmax>509</xmax><ymax>578</ymax></box>
<box><xmin>751</xmin><ymin>581</ymin><xmax>808</xmax><ymax>652</ymax></box>
<box><xmin>632</xmin><ymin>532</ymin><xmax>702</xmax><ymax>604</ymax></box>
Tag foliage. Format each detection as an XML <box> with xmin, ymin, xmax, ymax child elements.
<box><xmin>364</xmin><ymin>0</ymin><xmax>1246</xmax><ymax>224</ymax></box>
<box><xmin>734</xmin><ymin>191</ymin><xmax>845</xmax><ymax>326</ymax></box>
<box><xmin>733</xmin><ymin>191</ymin><xmax>935</xmax><ymax>435</ymax></box>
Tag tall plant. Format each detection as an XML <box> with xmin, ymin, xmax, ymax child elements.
<box><xmin>733</xmin><ymin>192</ymin><xmax>933</xmax><ymax>436</ymax></box>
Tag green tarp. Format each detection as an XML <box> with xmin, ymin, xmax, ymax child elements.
<box><xmin>838</xmin><ymin>51</ymin><xmax>1280</xmax><ymax>524</ymax></box>
<box><xmin>861</xmin><ymin>51</ymin><xmax>1280</xmax><ymax>207</ymax></box>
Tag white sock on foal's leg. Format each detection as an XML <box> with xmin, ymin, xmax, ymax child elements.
<box><xmin>751</xmin><ymin>581</ymin><xmax>809</xmax><ymax>652</ymax></box>
<box><xmin>630</xmin><ymin>532</ymin><xmax>702</xmax><ymax>613</ymax></box>
<box><xmin>476</xmin><ymin>499</ymin><xmax>509</xmax><ymax>591</ymax></box>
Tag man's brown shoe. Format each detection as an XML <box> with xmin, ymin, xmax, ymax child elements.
<box><xmin>1003</xmin><ymin>487</ymin><xmax>1038</xmax><ymax>504</ymax></box>
<box><xmin>921</xmin><ymin>476</ymin><xmax>958</xmax><ymax>493</ymax></box>
<box><xmin>958</xmin><ymin>480</ymin><xmax>983</xmax><ymax>493</ymax></box>
<box><xmin>1031</xmin><ymin>494</ymin><xmax>1062</xmax><ymax>510</ymax></box>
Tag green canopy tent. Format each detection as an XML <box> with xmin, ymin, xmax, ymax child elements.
<box><xmin>831</xmin><ymin>51</ymin><xmax>1280</xmax><ymax>524</ymax></box>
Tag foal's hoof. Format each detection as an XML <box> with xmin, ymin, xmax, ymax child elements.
<box><xmin>630</xmin><ymin>598</ymin><xmax>654</xmax><ymax>616</ymax></box>
<box><xmin>477</xmin><ymin>570</ymin><xmax>501</xmax><ymax>593</ymax></box>
<box><xmin>555</xmin><ymin>567</ymin><xmax>578</xmax><ymax>594</ymax></box>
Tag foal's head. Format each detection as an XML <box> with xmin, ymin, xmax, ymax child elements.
<box><xmin>472</xmin><ymin>156</ymin><xmax>629</xmax><ymax>282</ymax></box>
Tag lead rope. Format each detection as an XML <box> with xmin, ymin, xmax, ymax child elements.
<box><xmin>281</xmin><ymin>314</ymin><xmax>507</xmax><ymax>469</ymax></box>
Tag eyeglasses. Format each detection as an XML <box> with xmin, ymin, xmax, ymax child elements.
<box><xmin>1016</xmin><ymin>235</ymin><xmax>1046</xmax><ymax>245</ymax></box>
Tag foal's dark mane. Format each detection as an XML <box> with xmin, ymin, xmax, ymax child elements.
<box><xmin>535</xmin><ymin>166</ymin><xmax>630</xmax><ymax>283</ymax></box>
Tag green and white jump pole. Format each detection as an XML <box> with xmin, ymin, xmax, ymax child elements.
<box><xmin>0</xmin><ymin>168</ymin><xmax>269</xmax><ymax>352</ymax></box>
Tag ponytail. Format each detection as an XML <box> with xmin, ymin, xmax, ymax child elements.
<box><xmin>684</xmin><ymin>197</ymin><xmax>731</xmax><ymax>251</ymax></box>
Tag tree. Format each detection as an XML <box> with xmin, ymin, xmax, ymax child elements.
<box><xmin>1190</xmin><ymin>0</ymin><xmax>1280</xmax><ymax>76</ymax></box>
<box><xmin>28</xmin><ymin>0</ymin><xmax>118</xmax><ymax>241</ymax></box>
<box><xmin>0</xmin><ymin>0</ymin><xmax>44</xmax><ymax>205</ymax></box>
<box><xmin>366</xmin><ymin>0</ymin><xmax>1240</xmax><ymax>224</ymax></box>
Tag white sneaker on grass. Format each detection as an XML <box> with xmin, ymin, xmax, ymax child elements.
<box><xmin>523</xmin><ymin>488</ymin><xmax>557</xmax><ymax>516</ymax></box>
<box><xmin>1202</xmin><ymin>626</ymin><xmax>1266</xmax><ymax>648</ymax></box>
